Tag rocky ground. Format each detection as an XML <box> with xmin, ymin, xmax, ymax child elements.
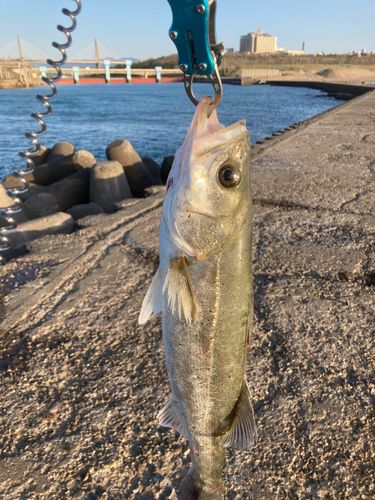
<box><xmin>0</xmin><ymin>90</ymin><xmax>374</xmax><ymax>499</ymax></box>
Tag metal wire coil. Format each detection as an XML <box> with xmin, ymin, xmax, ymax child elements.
<box><xmin>0</xmin><ymin>0</ymin><xmax>82</xmax><ymax>266</ymax></box>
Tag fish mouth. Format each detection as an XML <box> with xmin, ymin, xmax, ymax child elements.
<box><xmin>178</xmin><ymin>95</ymin><xmax>247</xmax><ymax>162</ymax></box>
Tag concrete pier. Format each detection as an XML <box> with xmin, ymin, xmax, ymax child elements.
<box><xmin>263</xmin><ymin>79</ymin><xmax>375</xmax><ymax>97</ymax></box>
<box><xmin>0</xmin><ymin>90</ymin><xmax>374</xmax><ymax>499</ymax></box>
<box><xmin>213</xmin><ymin>76</ymin><xmax>375</xmax><ymax>97</ymax></box>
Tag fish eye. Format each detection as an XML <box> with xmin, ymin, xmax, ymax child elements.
<box><xmin>218</xmin><ymin>165</ymin><xmax>241</xmax><ymax>188</ymax></box>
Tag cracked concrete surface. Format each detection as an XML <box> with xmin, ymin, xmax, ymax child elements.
<box><xmin>0</xmin><ymin>90</ymin><xmax>374</xmax><ymax>500</ymax></box>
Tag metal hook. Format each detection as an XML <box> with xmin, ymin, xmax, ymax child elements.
<box><xmin>167</xmin><ymin>0</ymin><xmax>225</xmax><ymax>115</ymax></box>
<box><xmin>184</xmin><ymin>65</ymin><xmax>223</xmax><ymax>117</ymax></box>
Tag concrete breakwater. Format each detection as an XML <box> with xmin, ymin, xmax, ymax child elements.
<box><xmin>0</xmin><ymin>141</ymin><xmax>175</xmax><ymax>262</ymax></box>
<box><xmin>264</xmin><ymin>79</ymin><xmax>375</xmax><ymax>99</ymax></box>
<box><xmin>195</xmin><ymin>76</ymin><xmax>375</xmax><ymax>101</ymax></box>
<box><xmin>0</xmin><ymin>89</ymin><xmax>374</xmax><ymax>499</ymax></box>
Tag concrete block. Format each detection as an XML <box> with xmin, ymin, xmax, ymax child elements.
<box><xmin>29</xmin><ymin>146</ymin><xmax>51</xmax><ymax>167</ymax></box>
<box><xmin>24</xmin><ymin>149</ymin><xmax>97</xmax><ymax>185</ymax></box>
<box><xmin>0</xmin><ymin>184</ymin><xmax>28</xmax><ymax>224</ymax></box>
<box><xmin>24</xmin><ymin>193</ymin><xmax>60</xmax><ymax>220</ymax></box>
<box><xmin>72</xmin><ymin>150</ymin><xmax>97</xmax><ymax>170</ymax></box>
<box><xmin>90</xmin><ymin>161</ymin><xmax>132</xmax><ymax>213</ymax></box>
<box><xmin>18</xmin><ymin>182</ymin><xmax>48</xmax><ymax>202</ymax></box>
<box><xmin>23</xmin><ymin>159</ymin><xmax>77</xmax><ymax>186</ymax></box>
<box><xmin>67</xmin><ymin>202</ymin><xmax>104</xmax><ymax>221</ymax></box>
<box><xmin>2</xmin><ymin>212</ymin><xmax>75</xmax><ymax>261</ymax></box>
<box><xmin>2</xmin><ymin>177</ymin><xmax>48</xmax><ymax>202</ymax></box>
<box><xmin>48</xmin><ymin>169</ymin><xmax>90</xmax><ymax>212</ymax></box>
<box><xmin>2</xmin><ymin>175</ymin><xmax>22</xmax><ymax>190</ymax></box>
<box><xmin>106</xmin><ymin>139</ymin><xmax>154</xmax><ymax>197</ymax></box>
<box><xmin>47</xmin><ymin>142</ymin><xmax>75</xmax><ymax>164</ymax></box>
<box><xmin>2</xmin><ymin>147</ymin><xmax>51</xmax><ymax>186</ymax></box>
<box><xmin>23</xmin><ymin>142</ymin><xmax>79</xmax><ymax>186</ymax></box>
<box><xmin>161</xmin><ymin>155</ymin><xmax>175</xmax><ymax>184</ymax></box>
<box><xmin>142</xmin><ymin>157</ymin><xmax>163</xmax><ymax>185</ymax></box>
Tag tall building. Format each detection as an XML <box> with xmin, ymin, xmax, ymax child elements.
<box><xmin>240</xmin><ymin>32</ymin><xmax>256</xmax><ymax>53</ymax></box>
<box><xmin>240</xmin><ymin>29</ymin><xmax>277</xmax><ymax>54</ymax></box>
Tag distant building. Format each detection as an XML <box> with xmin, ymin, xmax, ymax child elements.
<box><xmin>240</xmin><ymin>29</ymin><xmax>277</xmax><ymax>54</ymax></box>
<box><xmin>286</xmin><ymin>50</ymin><xmax>305</xmax><ymax>56</ymax></box>
<box><xmin>226</xmin><ymin>48</ymin><xmax>234</xmax><ymax>54</ymax></box>
<box><xmin>240</xmin><ymin>31</ymin><xmax>306</xmax><ymax>55</ymax></box>
<box><xmin>239</xmin><ymin>33</ymin><xmax>256</xmax><ymax>53</ymax></box>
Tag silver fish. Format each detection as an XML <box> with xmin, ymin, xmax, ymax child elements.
<box><xmin>139</xmin><ymin>95</ymin><xmax>256</xmax><ymax>500</ymax></box>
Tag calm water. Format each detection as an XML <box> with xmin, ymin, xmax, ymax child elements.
<box><xmin>0</xmin><ymin>83</ymin><xmax>342</xmax><ymax>180</ymax></box>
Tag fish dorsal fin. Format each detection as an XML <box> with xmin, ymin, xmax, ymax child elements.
<box><xmin>138</xmin><ymin>267</ymin><xmax>163</xmax><ymax>324</ymax></box>
<box><xmin>220</xmin><ymin>379</ymin><xmax>257</xmax><ymax>450</ymax></box>
<box><xmin>158</xmin><ymin>397</ymin><xmax>189</xmax><ymax>440</ymax></box>
<box><xmin>162</xmin><ymin>257</ymin><xmax>198</xmax><ymax>325</ymax></box>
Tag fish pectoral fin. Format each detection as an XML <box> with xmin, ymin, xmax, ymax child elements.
<box><xmin>157</xmin><ymin>397</ymin><xmax>189</xmax><ymax>440</ymax></box>
<box><xmin>138</xmin><ymin>267</ymin><xmax>163</xmax><ymax>324</ymax></box>
<box><xmin>220</xmin><ymin>379</ymin><xmax>257</xmax><ymax>450</ymax></box>
<box><xmin>162</xmin><ymin>257</ymin><xmax>198</xmax><ymax>324</ymax></box>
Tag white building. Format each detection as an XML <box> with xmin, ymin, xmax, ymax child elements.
<box><xmin>240</xmin><ymin>29</ymin><xmax>277</xmax><ymax>54</ymax></box>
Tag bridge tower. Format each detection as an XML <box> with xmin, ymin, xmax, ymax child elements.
<box><xmin>95</xmin><ymin>38</ymin><xmax>101</xmax><ymax>69</ymax></box>
<box><xmin>17</xmin><ymin>35</ymin><xmax>24</xmax><ymax>61</ymax></box>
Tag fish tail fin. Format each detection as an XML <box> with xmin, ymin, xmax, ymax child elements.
<box><xmin>178</xmin><ymin>466</ymin><xmax>224</xmax><ymax>500</ymax></box>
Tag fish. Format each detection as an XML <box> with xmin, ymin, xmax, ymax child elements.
<box><xmin>139</xmin><ymin>95</ymin><xmax>256</xmax><ymax>500</ymax></box>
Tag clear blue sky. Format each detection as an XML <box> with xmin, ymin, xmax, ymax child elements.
<box><xmin>0</xmin><ymin>0</ymin><xmax>374</xmax><ymax>60</ymax></box>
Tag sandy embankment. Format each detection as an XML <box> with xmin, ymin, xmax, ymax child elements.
<box><xmin>270</xmin><ymin>67</ymin><xmax>375</xmax><ymax>83</ymax></box>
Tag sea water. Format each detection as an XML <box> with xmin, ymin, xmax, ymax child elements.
<box><xmin>0</xmin><ymin>83</ymin><xmax>342</xmax><ymax>181</ymax></box>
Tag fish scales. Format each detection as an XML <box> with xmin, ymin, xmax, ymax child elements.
<box><xmin>139</xmin><ymin>95</ymin><xmax>256</xmax><ymax>499</ymax></box>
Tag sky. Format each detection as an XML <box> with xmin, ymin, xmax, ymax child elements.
<box><xmin>0</xmin><ymin>0</ymin><xmax>374</xmax><ymax>61</ymax></box>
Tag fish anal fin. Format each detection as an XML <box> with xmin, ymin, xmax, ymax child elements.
<box><xmin>138</xmin><ymin>267</ymin><xmax>163</xmax><ymax>324</ymax></box>
<box><xmin>157</xmin><ymin>397</ymin><xmax>189</xmax><ymax>441</ymax></box>
<box><xmin>162</xmin><ymin>257</ymin><xmax>198</xmax><ymax>324</ymax></box>
<box><xmin>220</xmin><ymin>379</ymin><xmax>257</xmax><ymax>450</ymax></box>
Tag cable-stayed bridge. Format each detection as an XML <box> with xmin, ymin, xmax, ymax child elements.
<box><xmin>0</xmin><ymin>37</ymin><xmax>136</xmax><ymax>65</ymax></box>
<box><xmin>0</xmin><ymin>37</ymin><xmax>182</xmax><ymax>87</ymax></box>
<box><xmin>0</xmin><ymin>37</ymin><xmax>51</xmax><ymax>61</ymax></box>
<box><xmin>70</xmin><ymin>40</ymin><xmax>120</xmax><ymax>63</ymax></box>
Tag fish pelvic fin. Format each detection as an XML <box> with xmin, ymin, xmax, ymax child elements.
<box><xmin>179</xmin><ymin>466</ymin><xmax>225</xmax><ymax>500</ymax></box>
<box><xmin>162</xmin><ymin>257</ymin><xmax>198</xmax><ymax>325</ymax></box>
<box><xmin>220</xmin><ymin>379</ymin><xmax>258</xmax><ymax>450</ymax></box>
<box><xmin>138</xmin><ymin>267</ymin><xmax>163</xmax><ymax>324</ymax></box>
<box><xmin>157</xmin><ymin>397</ymin><xmax>189</xmax><ymax>440</ymax></box>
